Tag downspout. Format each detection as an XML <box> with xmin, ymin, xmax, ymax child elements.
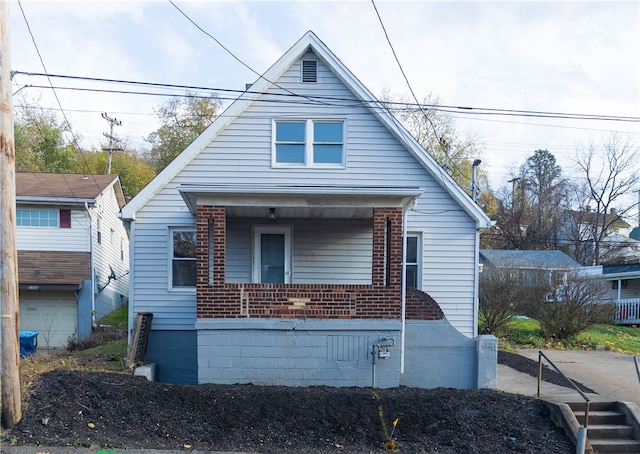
<box><xmin>473</xmin><ymin>224</ymin><xmax>481</xmax><ymax>337</ymax></box>
<box><xmin>85</xmin><ymin>202</ymin><xmax>96</xmax><ymax>328</ymax></box>
<box><xmin>400</xmin><ymin>200</ymin><xmax>415</xmax><ymax>374</ymax></box>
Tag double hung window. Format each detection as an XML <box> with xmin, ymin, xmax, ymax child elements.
<box><xmin>405</xmin><ymin>234</ymin><xmax>421</xmax><ymax>289</ymax></box>
<box><xmin>170</xmin><ymin>229</ymin><xmax>196</xmax><ymax>289</ymax></box>
<box><xmin>274</xmin><ymin>119</ymin><xmax>344</xmax><ymax>167</ymax></box>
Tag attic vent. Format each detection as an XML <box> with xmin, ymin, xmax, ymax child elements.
<box><xmin>302</xmin><ymin>60</ymin><xmax>317</xmax><ymax>83</ymax></box>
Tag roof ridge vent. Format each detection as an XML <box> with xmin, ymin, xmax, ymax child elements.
<box><xmin>301</xmin><ymin>59</ymin><xmax>317</xmax><ymax>83</ymax></box>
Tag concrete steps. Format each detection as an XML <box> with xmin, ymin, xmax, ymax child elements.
<box><xmin>569</xmin><ymin>402</ymin><xmax>640</xmax><ymax>454</ymax></box>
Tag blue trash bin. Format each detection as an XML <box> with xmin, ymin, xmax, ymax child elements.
<box><xmin>19</xmin><ymin>331</ymin><xmax>39</xmax><ymax>358</ymax></box>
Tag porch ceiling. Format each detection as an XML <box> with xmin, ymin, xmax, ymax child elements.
<box><xmin>178</xmin><ymin>184</ymin><xmax>423</xmax><ymax>218</ymax></box>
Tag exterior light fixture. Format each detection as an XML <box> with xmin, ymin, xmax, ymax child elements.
<box><xmin>267</xmin><ymin>207</ymin><xmax>277</xmax><ymax>222</ymax></box>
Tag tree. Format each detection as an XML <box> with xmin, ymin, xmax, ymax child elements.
<box><xmin>573</xmin><ymin>133</ymin><xmax>640</xmax><ymax>265</ymax></box>
<box><xmin>520</xmin><ymin>150</ymin><xmax>567</xmax><ymax>249</ymax></box>
<box><xmin>146</xmin><ymin>92</ymin><xmax>222</xmax><ymax>172</ymax></box>
<box><xmin>80</xmin><ymin>147</ymin><xmax>155</xmax><ymax>197</ymax></box>
<box><xmin>487</xmin><ymin>150</ymin><xmax>570</xmax><ymax>251</ymax></box>
<box><xmin>14</xmin><ymin>102</ymin><xmax>79</xmax><ymax>173</ymax></box>
<box><xmin>379</xmin><ymin>90</ymin><xmax>485</xmax><ymax>191</ymax></box>
<box><xmin>486</xmin><ymin>173</ymin><xmax>530</xmax><ymax>249</ymax></box>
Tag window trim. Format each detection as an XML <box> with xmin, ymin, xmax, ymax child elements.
<box><xmin>252</xmin><ymin>225</ymin><xmax>292</xmax><ymax>284</ymax></box>
<box><xmin>16</xmin><ymin>208</ymin><xmax>59</xmax><ymax>228</ymax></box>
<box><xmin>272</xmin><ymin>119</ymin><xmax>346</xmax><ymax>168</ymax></box>
<box><xmin>405</xmin><ymin>233</ymin><xmax>422</xmax><ymax>290</ymax></box>
<box><xmin>169</xmin><ymin>227</ymin><xmax>197</xmax><ymax>293</ymax></box>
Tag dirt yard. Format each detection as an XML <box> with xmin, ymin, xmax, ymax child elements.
<box><xmin>3</xmin><ymin>352</ymin><xmax>577</xmax><ymax>453</ymax></box>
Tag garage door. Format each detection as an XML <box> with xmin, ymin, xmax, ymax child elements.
<box><xmin>20</xmin><ymin>291</ymin><xmax>77</xmax><ymax>349</ymax></box>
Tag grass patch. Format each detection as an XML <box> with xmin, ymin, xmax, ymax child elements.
<box><xmin>500</xmin><ymin>317</ymin><xmax>640</xmax><ymax>355</ymax></box>
<box><xmin>97</xmin><ymin>303</ymin><xmax>128</xmax><ymax>328</ymax></box>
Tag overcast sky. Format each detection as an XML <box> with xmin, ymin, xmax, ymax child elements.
<box><xmin>9</xmin><ymin>0</ymin><xmax>640</xmax><ymax>192</ymax></box>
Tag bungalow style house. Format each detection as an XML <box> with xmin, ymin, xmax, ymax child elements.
<box><xmin>121</xmin><ymin>32</ymin><xmax>495</xmax><ymax>388</ymax></box>
<box><xmin>16</xmin><ymin>172</ymin><xmax>129</xmax><ymax>349</ymax></box>
<box><xmin>479</xmin><ymin>249</ymin><xmax>583</xmax><ymax>282</ymax></box>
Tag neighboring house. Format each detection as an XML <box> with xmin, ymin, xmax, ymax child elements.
<box><xmin>598</xmin><ymin>263</ymin><xmax>640</xmax><ymax>325</ymax></box>
<box><xmin>16</xmin><ymin>172</ymin><xmax>129</xmax><ymax>349</ymax></box>
<box><xmin>479</xmin><ymin>249</ymin><xmax>583</xmax><ymax>283</ymax></box>
<box><xmin>121</xmin><ymin>32</ymin><xmax>495</xmax><ymax>388</ymax></box>
<box><xmin>560</xmin><ymin>208</ymin><xmax>634</xmax><ymax>265</ymax></box>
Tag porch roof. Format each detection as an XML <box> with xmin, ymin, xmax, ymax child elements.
<box><xmin>178</xmin><ymin>184</ymin><xmax>423</xmax><ymax>218</ymax></box>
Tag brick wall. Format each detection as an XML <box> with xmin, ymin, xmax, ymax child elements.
<box><xmin>195</xmin><ymin>205</ymin><xmax>442</xmax><ymax>321</ymax></box>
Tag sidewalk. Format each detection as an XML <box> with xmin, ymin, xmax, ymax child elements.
<box><xmin>498</xmin><ymin>349</ymin><xmax>640</xmax><ymax>404</ymax></box>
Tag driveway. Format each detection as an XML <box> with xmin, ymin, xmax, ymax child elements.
<box><xmin>499</xmin><ymin>348</ymin><xmax>640</xmax><ymax>404</ymax></box>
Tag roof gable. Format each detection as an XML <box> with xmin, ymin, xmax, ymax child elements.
<box><xmin>16</xmin><ymin>172</ymin><xmax>125</xmax><ymax>207</ymax></box>
<box><xmin>479</xmin><ymin>249</ymin><xmax>582</xmax><ymax>270</ymax></box>
<box><xmin>121</xmin><ymin>31</ymin><xmax>491</xmax><ymax>228</ymax></box>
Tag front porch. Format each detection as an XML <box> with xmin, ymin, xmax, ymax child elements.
<box><xmin>179</xmin><ymin>184</ymin><xmax>443</xmax><ymax>321</ymax></box>
<box><xmin>614</xmin><ymin>298</ymin><xmax>640</xmax><ymax>325</ymax></box>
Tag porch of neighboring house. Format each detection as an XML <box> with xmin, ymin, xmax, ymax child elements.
<box><xmin>604</xmin><ymin>263</ymin><xmax>640</xmax><ymax>325</ymax></box>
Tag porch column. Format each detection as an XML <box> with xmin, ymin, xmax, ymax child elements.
<box><xmin>372</xmin><ymin>207</ymin><xmax>403</xmax><ymax>289</ymax></box>
<box><xmin>196</xmin><ymin>205</ymin><xmax>226</xmax><ymax>291</ymax></box>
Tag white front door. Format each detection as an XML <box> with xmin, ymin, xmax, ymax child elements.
<box><xmin>253</xmin><ymin>226</ymin><xmax>292</xmax><ymax>283</ymax></box>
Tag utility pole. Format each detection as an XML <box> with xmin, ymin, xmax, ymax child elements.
<box><xmin>1</xmin><ymin>0</ymin><xmax>23</xmax><ymax>429</ymax></box>
<box><xmin>101</xmin><ymin>112</ymin><xmax>122</xmax><ymax>174</ymax></box>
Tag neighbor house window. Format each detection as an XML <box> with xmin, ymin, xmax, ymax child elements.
<box><xmin>16</xmin><ymin>209</ymin><xmax>58</xmax><ymax>227</ymax></box>
<box><xmin>171</xmin><ymin>229</ymin><xmax>196</xmax><ymax>289</ymax></box>
<box><xmin>273</xmin><ymin>119</ymin><xmax>344</xmax><ymax>167</ymax></box>
<box><xmin>405</xmin><ymin>234</ymin><xmax>421</xmax><ymax>289</ymax></box>
<box><xmin>96</xmin><ymin>217</ymin><xmax>102</xmax><ymax>244</ymax></box>
<box><xmin>59</xmin><ymin>209</ymin><xmax>71</xmax><ymax>228</ymax></box>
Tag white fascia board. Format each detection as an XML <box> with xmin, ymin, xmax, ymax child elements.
<box><xmin>304</xmin><ymin>33</ymin><xmax>492</xmax><ymax>230</ymax></box>
<box><xmin>120</xmin><ymin>36</ymin><xmax>315</xmax><ymax>222</ymax></box>
<box><xmin>17</xmin><ymin>196</ymin><xmax>95</xmax><ymax>206</ymax></box>
<box><xmin>178</xmin><ymin>184</ymin><xmax>423</xmax><ymax>214</ymax></box>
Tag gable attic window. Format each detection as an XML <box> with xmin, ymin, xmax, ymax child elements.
<box><xmin>301</xmin><ymin>60</ymin><xmax>317</xmax><ymax>83</ymax></box>
<box><xmin>273</xmin><ymin>119</ymin><xmax>344</xmax><ymax>167</ymax></box>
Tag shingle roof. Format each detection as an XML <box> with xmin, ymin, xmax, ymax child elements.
<box><xmin>479</xmin><ymin>249</ymin><xmax>582</xmax><ymax>270</ymax></box>
<box><xmin>16</xmin><ymin>173</ymin><xmax>124</xmax><ymax>206</ymax></box>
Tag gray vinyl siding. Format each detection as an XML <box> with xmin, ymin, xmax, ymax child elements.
<box><xmin>226</xmin><ymin>218</ymin><xmax>372</xmax><ymax>284</ymax></box>
<box><xmin>130</xmin><ymin>53</ymin><xmax>479</xmax><ymax>335</ymax></box>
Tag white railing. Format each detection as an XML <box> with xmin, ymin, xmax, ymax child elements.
<box><xmin>615</xmin><ymin>298</ymin><xmax>640</xmax><ymax>324</ymax></box>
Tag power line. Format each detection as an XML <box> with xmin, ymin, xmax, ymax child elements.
<box><xmin>14</xmin><ymin>71</ymin><xmax>640</xmax><ymax>123</ymax></box>
<box><xmin>16</xmin><ymin>0</ymin><xmax>103</xmax><ymax>193</ymax></box>
<box><xmin>167</xmin><ymin>0</ymin><xmax>326</xmax><ymax>106</ymax></box>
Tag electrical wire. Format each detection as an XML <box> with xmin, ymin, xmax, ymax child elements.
<box><xmin>16</xmin><ymin>0</ymin><xmax>103</xmax><ymax>195</ymax></box>
<box><xmin>13</xmin><ymin>71</ymin><xmax>640</xmax><ymax>123</ymax></box>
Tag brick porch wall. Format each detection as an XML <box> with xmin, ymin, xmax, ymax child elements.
<box><xmin>196</xmin><ymin>205</ymin><xmax>441</xmax><ymax>320</ymax></box>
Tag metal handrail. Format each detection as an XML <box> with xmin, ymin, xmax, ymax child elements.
<box><xmin>634</xmin><ymin>356</ymin><xmax>640</xmax><ymax>387</ymax></box>
<box><xmin>537</xmin><ymin>350</ymin><xmax>591</xmax><ymax>428</ymax></box>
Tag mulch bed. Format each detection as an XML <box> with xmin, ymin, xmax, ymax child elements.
<box><xmin>5</xmin><ymin>360</ymin><xmax>575</xmax><ymax>453</ymax></box>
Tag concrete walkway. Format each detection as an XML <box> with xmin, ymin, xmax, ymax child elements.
<box><xmin>498</xmin><ymin>349</ymin><xmax>640</xmax><ymax>404</ymax></box>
